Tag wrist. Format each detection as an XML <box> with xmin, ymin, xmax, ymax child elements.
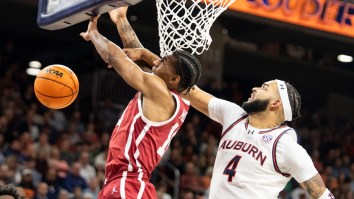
<box><xmin>318</xmin><ymin>188</ymin><xmax>335</xmax><ymax>199</ymax></box>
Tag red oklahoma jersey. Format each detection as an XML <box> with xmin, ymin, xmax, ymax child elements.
<box><xmin>101</xmin><ymin>91</ymin><xmax>189</xmax><ymax>199</ymax></box>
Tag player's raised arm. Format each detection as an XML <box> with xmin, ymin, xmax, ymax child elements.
<box><xmin>109</xmin><ymin>6</ymin><xmax>152</xmax><ymax>72</ymax></box>
<box><xmin>80</xmin><ymin>15</ymin><xmax>163</xmax><ymax>97</ymax></box>
<box><xmin>109</xmin><ymin>6</ymin><xmax>142</xmax><ymax>48</ymax></box>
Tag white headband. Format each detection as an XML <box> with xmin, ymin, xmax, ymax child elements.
<box><xmin>276</xmin><ymin>80</ymin><xmax>292</xmax><ymax>121</ymax></box>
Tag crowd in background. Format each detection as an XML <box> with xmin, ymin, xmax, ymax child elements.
<box><xmin>0</xmin><ymin>39</ymin><xmax>354</xmax><ymax>199</ymax></box>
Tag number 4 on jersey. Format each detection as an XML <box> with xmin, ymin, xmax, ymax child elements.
<box><xmin>223</xmin><ymin>155</ymin><xmax>242</xmax><ymax>182</ymax></box>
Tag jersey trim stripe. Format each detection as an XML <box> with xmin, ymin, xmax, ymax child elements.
<box><xmin>221</xmin><ymin>114</ymin><xmax>248</xmax><ymax>139</ymax></box>
<box><xmin>244</xmin><ymin>120</ymin><xmax>287</xmax><ymax>134</ymax></box>
<box><xmin>134</xmin><ymin>123</ymin><xmax>150</xmax><ymax>197</ymax></box>
<box><xmin>125</xmin><ymin>113</ymin><xmax>141</xmax><ymax>172</ymax></box>
<box><xmin>272</xmin><ymin>129</ymin><xmax>292</xmax><ymax>177</ymax></box>
<box><xmin>120</xmin><ymin>171</ymin><xmax>127</xmax><ymax>199</ymax></box>
<box><xmin>138</xmin><ymin>92</ymin><xmax>181</xmax><ymax>126</ymax></box>
<box><xmin>258</xmin><ymin>124</ymin><xmax>287</xmax><ymax>134</ymax></box>
<box><xmin>137</xmin><ymin>171</ymin><xmax>145</xmax><ymax>199</ymax></box>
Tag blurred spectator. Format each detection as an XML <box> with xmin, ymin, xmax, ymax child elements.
<box><xmin>4</xmin><ymin>156</ymin><xmax>21</xmax><ymax>185</ymax></box>
<box><xmin>43</xmin><ymin>168</ymin><xmax>59</xmax><ymax>199</ymax></box>
<box><xmin>49</xmin><ymin>110</ymin><xmax>67</xmax><ymax>133</ymax></box>
<box><xmin>19</xmin><ymin>169</ymin><xmax>36</xmax><ymax>199</ymax></box>
<box><xmin>23</xmin><ymin>158</ymin><xmax>42</xmax><ymax>187</ymax></box>
<box><xmin>0</xmin><ymin>183</ymin><xmax>21</xmax><ymax>199</ymax></box>
<box><xmin>32</xmin><ymin>131</ymin><xmax>51</xmax><ymax>156</ymax></box>
<box><xmin>180</xmin><ymin>162</ymin><xmax>204</xmax><ymax>194</ymax></box>
<box><xmin>156</xmin><ymin>183</ymin><xmax>172</xmax><ymax>199</ymax></box>
<box><xmin>290</xmin><ymin>186</ymin><xmax>310</xmax><ymax>199</ymax></box>
<box><xmin>78</xmin><ymin>151</ymin><xmax>96</xmax><ymax>184</ymax></box>
<box><xmin>82</xmin><ymin>192</ymin><xmax>94</xmax><ymax>199</ymax></box>
<box><xmin>34</xmin><ymin>182</ymin><xmax>49</xmax><ymax>199</ymax></box>
<box><xmin>83</xmin><ymin>177</ymin><xmax>100</xmax><ymax>199</ymax></box>
<box><xmin>63</xmin><ymin>162</ymin><xmax>87</xmax><ymax>193</ymax></box>
<box><xmin>57</xmin><ymin>189</ymin><xmax>69</xmax><ymax>199</ymax></box>
<box><xmin>35</xmin><ymin>149</ymin><xmax>49</xmax><ymax>179</ymax></box>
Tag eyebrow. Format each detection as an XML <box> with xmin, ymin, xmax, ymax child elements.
<box><xmin>262</xmin><ymin>83</ymin><xmax>269</xmax><ymax>88</ymax></box>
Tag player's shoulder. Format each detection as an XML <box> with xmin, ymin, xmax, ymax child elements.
<box><xmin>278</xmin><ymin>126</ymin><xmax>298</xmax><ymax>143</ymax></box>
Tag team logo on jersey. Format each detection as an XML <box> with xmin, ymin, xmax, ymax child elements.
<box><xmin>111</xmin><ymin>185</ymin><xmax>118</xmax><ymax>194</ymax></box>
<box><xmin>261</xmin><ymin>134</ymin><xmax>273</xmax><ymax>143</ymax></box>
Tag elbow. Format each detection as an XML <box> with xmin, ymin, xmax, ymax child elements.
<box><xmin>106</xmin><ymin>49</ymin><xmax>122</xmax><ymax>65</ymax></box>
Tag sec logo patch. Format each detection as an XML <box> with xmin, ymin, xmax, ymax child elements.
<box><xmin>261</xmin><ymin>134</ymin><xmax>273</xmax><ymax>143</ymax></box>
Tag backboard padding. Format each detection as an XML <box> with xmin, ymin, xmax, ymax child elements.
<box><xmin>37</xmin><ymin>0</ymin><xmax>143</xmax><ymax>30</ymax></box>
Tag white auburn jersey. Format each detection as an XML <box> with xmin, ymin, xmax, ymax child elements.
<box><xmin>208</xmin><ymin>98</ymin><xmax>317</xmax><ymax>199</ymax></box>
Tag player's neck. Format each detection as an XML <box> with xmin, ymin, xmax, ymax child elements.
<box><xmin>248</xmin><ymin>112</ymin><xmax>280</xmax><ymax>129</ymax></box>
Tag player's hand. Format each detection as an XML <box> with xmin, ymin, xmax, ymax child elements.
<box><xmin>109</xmin><ymin>6</ymin><xmax>128</xmax><ymax>24</ymax></box>
<box><xmin>80</xmin><ymin>15</ymin><xmax>101</xmax><ymax>41</ymax></box>
<box><xmin>123</xmin><ymin>48</ymin><xmax>144</xmax><ymax>61</ymax></box>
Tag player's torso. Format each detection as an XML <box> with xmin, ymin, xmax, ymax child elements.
<box><xmin>105</xmin><ymin>92</ymin><xmax>189</xmax><ymax>181</ymax></box>
<box><xmin>209</xmin><ymin>115</ymin><xmax>292</xmax><ymax>199</ymax></box>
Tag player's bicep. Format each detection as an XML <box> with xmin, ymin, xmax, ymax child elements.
<box><xmin>208</xmin><ymin>98</ymin><xmax>245</xmax><ymax>125</ymax></box>
<box><xmin>112</xmin><ymin>58</ymin><xmax>156</xmax><ymax>93</ymax></box>
<box><xmin>280</xmin><ymin>138</ymin><xmax>317</xmax><ymax>182</ymax></box>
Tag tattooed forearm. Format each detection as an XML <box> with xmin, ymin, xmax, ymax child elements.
<box><xmin>300</xmin><ymin>173</ymin><xmax>326</xmax><ymax>199</ymax></box>
<box><xmin>116</xmin><ymin>18</ymin><xmax>143</xmax><ymax>48</ymax></box>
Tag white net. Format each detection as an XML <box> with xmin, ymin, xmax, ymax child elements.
<box><xmin>156</xmin><ymin>0</ymin><xmax>236</xmax><ymax>56</ymax></box>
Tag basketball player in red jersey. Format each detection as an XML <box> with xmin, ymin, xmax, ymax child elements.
<box><xmin>80</xmin><ymin>13</ymin><xmax>201</xmax><ymax>199</ymax></box>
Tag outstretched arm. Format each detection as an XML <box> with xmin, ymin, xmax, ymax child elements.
<box><xmin>109</xmin><ymin>6</ymin><xmax>151</xmax><ymax>71</ymax></box>
<box><xmin>80</xmin><ymin>16</ymin><xmax>164</xmax><ymax>97</ymax></box>
<box><xmin>182</xmin><ymin>86</ymin><xmax>214</xmax><ymax>117</ymax></box>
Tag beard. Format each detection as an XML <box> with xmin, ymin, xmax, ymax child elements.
<box><xmin>242</xmin><ymin>98</ymin><xmax>270</xmax><ymax>113</ymax></box>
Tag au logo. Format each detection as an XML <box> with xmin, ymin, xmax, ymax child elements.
<box><xmin>46</xmin><ymin>68</ymin><xmax>63</xmax><ymax>77</ymax></box>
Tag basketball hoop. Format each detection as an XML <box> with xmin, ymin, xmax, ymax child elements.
<box><xmin>156</xmin><ymin>0</ymin><xmax>236</xmax><ymax>56</ymax></box>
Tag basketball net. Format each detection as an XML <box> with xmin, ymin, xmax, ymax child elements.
<box><xmin>156</xmin><ymin>0</ymin><xmax>236</xmax><ymax>56</ymax></box>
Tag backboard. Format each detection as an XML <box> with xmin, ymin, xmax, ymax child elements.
<box><xmin>37</xmin><ymin>0</ymin><xmax>143</xmax><ymax>30</ymax></box>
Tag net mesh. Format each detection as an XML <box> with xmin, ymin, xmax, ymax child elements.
<box><xmin>156</xmin><ymin>0</ymin><xmax>236</xmax><ymax>56</ymax></box>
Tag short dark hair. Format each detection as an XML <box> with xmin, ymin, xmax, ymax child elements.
<box><xmin>0</xmin><ymin>184</ymin><xmax>20</xmax><ymax>199</ymax></box>
<box><xmin>171</xmin><ymin>50</ymin><xmax>202</xmax><ymax>94</ymax></box>
<box><xmin>285</xmin><ymin>81</ymin><xmax>301</xmax><ymax>120</ymax></box>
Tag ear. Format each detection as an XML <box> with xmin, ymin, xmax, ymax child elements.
<box><xmin>269</xmin><ymin>99</ymin><xmax>282</xmax><ymax>111</ymax></box>
<box><xmin>168</xmin><ymin>75</ymin><xmax>181</xmax><ymax>86</ymax></box>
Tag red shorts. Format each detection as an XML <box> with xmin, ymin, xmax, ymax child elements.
<box><xmin>98</xmin><ymin>177</ymin><xmax>157</xmax><ymax>199</ymax></box>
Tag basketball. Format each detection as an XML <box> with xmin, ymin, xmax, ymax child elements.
<box><xmin>34</xmin><ymin>64</ymin><xmax>79</xmax><ymax>109</ymax></box>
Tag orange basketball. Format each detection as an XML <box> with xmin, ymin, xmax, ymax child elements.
<box><xmin>34</xmin><ymin>64</ymin><xmax>79</xmax><ymax>109</ymax></box>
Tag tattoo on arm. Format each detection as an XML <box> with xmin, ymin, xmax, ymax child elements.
<box><xmin>300</xmin><ymin>174</ymin><xmax>326</xmax><ymax>199</ymax></box>
<box><xmin>117</xmin><ymin>18</ymin><xmax>142</xmax><ymax>48</ymax></box>
<box><xmin>115</xmin><ymin>18</ymin><xmax>152</xmax><ymax>70</ymax></box>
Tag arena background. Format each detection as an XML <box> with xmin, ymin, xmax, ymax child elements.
<box><xmin>0</xmin><ymin>0</ymin><xmax>354</xmax><ymax>198</ymax></box>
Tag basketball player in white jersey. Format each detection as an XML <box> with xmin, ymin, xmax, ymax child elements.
<box><xmin>113</xmin><ymin>6</ymin><xmax>335</xmax><ymax>199</ymax></box>
<box><xmin>80</xmin><ymin>14</ymin><xmax>201</xmax><ymax>199</ymax></box>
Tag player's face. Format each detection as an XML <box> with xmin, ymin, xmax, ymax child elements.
<box><xmin>242</xmin><ymin>81</ymin><xmax>278</xmax><ymax>113</ymax></box>
<box><xmin>152</xmin><ymin>56</ymin><xmax>176</xmax><ymax>80</ymax></box>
